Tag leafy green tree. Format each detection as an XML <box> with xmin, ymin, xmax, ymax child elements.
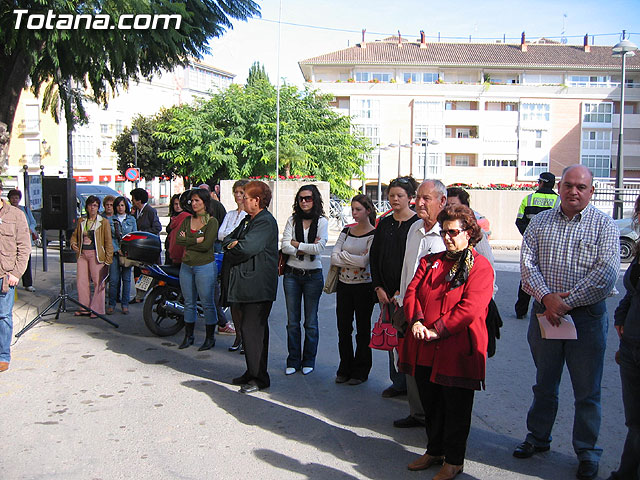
<box><xmin>0</xmin><ymin>0</ymin><xmax>260</xmax><ymax>138</ymax></box>
<box><xmin>156</xmin><ymin>75</ymin><xmax>371</xmax><ymax>198</ymax></box>
<box><xmin>247</xmin><ymin>61</ymin><xmax>269</xmax><ymax>86</ymax></box>
<box><xmin>112</xmin><ymin>113</ymin><xmax>174</xmax><ymax>180</ymax></box>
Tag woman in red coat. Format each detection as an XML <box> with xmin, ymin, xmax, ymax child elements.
<box><xmin>400</xmin><ymin>204</ymin><xmax>494</xmax><ymax>480</ymax></box>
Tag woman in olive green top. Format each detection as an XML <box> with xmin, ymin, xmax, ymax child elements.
<box><xmin>175</xmin><ymin>189</ymin><xmax>219</xmax><ymax>351</ymax></box>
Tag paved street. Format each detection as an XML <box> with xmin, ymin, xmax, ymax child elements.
<box><xmin>1</xmin><ymin>247</ymin><xmax>627</xmax><ymax>480</ymax></box>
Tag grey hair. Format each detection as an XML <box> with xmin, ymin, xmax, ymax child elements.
<box><xmin>421</xmin><ymin>179</ymin><xmax>447</xmax><ymax>198</ymax></box>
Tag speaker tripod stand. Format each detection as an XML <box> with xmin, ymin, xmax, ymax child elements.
<box><xmin>15</xmin><ymin>230</ymin><xmax>118</xmax><ymax>339</ymax></box>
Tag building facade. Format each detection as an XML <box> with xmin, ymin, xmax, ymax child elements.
<box><xmin>5</xmin><ymin>60</ymin><xmax>234</xmax><ymax>203</ymax></box>
<box><xmin>299</xmin><ymin>33</ymin><xmax>640</xmax><ymax>200</ymax></box>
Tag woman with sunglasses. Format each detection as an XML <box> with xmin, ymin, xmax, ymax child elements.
<box><xmin>369</xmin><ymin>176</ymin><xmax>419</xmax><ymax>398</ymax></box>
<box><xmin>106</xmin><ymin>196</ymin><xmax>137</xmax><ymax>314</ymax></box>
<box><xmin>400</xmin><ymin>205</ymin><xmax>494</xmax><ymax>480</ymax></box>
<box><xmin>281</xmin><ymin>185</ymin><xmax>328</xmax><ymax>376</ymax></box>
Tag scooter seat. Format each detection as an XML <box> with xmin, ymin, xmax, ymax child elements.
<box><xmin>159</xmin><ymin>265</ymin><xmax>181</xmax><ymax>278</ymax></box>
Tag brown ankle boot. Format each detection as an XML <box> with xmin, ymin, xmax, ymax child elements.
<box><xmin>407</xmin><ymin>453</ymin><xmax>444</xmax><ymax>471</ymax></box>
<box><xmin>432</xmin><ymin>462</ymin><xmax>463</xmax><ymax>480</ymax></box>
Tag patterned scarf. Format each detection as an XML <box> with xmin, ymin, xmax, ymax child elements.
<box><xmin>444</xmin><ymin>247</ymin><xmax>474</xmax><ymax>290</ymax></box>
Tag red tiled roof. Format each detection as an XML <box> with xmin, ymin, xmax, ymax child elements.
<box><xmin>299</xmin><ymin>40</ymin><xmax>640</xmax><ymax>70</ymax></box>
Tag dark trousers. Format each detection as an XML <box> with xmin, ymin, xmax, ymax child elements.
<box><xmin>336</xmin><ymin>281</ymin><xmax>374</xmax><ymax>380</ymax></box>
<box><xmin>237</xmin><ymin>301</ymin><xmax>272</xmax><ymax>389</ymax></box>
<box><xmin>21</xmin><ymin>256</ymin><xmax>33</xmax><ymax>288</ymax></box>
<box><xmin>613</xmin><ymin>338</ymin><xmax>640</xmax><ymax>480</ymax></box>
<box><xmin>415</xmin><ymin>365</ymin><xmax>475</xmax><ymax>466</ymax></box>
<box><xmin>515</xmin><ymin>281</ymin><xmax>531</xmax><ymax>317</ymax></box>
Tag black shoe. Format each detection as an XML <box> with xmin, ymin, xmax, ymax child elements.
<box><xmin>335</xmin><ymin>375</ymin><xmax>349</xmax><ymax>384</ymax></box>
<box><xmin>240</xmin><ymin>384</ymin><xmax>260</xmax><ymax>394</ymax></box>
<box><xmin>393</xmin><ymin>415</ymin><xmax>423</xmax><ymax>428</ymax></box>
<box><xmin>347</xmin><ymin>378</ymin><xmax>364</xmax><ymax>385</ymax></box>
<box><xmin>381</xmin><ymin>387</ymin><xmax>407</xmax><ymax>398</ymax></box>
<box><xmin>229</xmin><ymin>338</ymin><xmax>242</xmax><ymax>352</ymax></box>
<box><xmin>516</xmin><ymin>311</ymin><xmax>527</xmax><ymax>319</ymax></box>
<box><xmin>576</xmin><ymin>461</ymin><xmax>599</xmax><ymax>480</ymax></box>
<box><xmin>513</xmin><ymin>441</ymin><xmax>550</xmax><ymax>459</ymax></box>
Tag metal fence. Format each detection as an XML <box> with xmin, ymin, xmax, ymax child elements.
<box><xmin>592</xmin><ymin>179</ymin><xmax>640</xmax><ymax>217</ymax></box>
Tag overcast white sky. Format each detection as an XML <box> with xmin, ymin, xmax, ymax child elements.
<box><xmin>204</xmin><ymin>0</ymin><xmax>640</xmax><ymax>86</ymax></box>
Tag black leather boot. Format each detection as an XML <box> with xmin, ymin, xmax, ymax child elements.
<box><xmin>179</xmin><ymin>322</ymin><xmax>195</xmax><ymax>349</ymax></box>
<box><xmin>198</xmin><ymin>324</ymin><xmax>216</xmax><ymax>351</ymax></box>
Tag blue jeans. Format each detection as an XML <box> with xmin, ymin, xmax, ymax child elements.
<box><xmin>284</xmin><ymin>270</ymin><xmax>323</xmax><ymax>369</ymax></box>
<box><xmin>0</xmin><ymin>278</ymin><xmax>16</xmax><ymax>363</ymax></box>
<box><xmin>179</xmin><ymin>261</ymin><xmax>218</xmax><ymax>326</ymax></box>
<box><xmin>108</xmin><ymin>255</ymin><xmax>132</xmax><ymax>308</ymax></box>
<box><xmin>526</xmin><ymin>300</ymin><xmax>607</xmax><ymax>462</ymax></box>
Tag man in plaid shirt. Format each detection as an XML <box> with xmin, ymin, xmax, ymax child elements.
<box><xmin>513</xmin><ymin>165</ymin><xmax>620</xmax><ymax>480</ymax></box>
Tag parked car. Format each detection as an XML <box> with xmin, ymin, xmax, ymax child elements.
<box><xmin>615</xmin><ymin>218</ymin><xmax>639</xmax><ymax>263</ymax></box>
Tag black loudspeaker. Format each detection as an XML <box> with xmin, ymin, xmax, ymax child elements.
<box><xmin>42</xmin><ymin>177</ymin><xmax>77</xmax><ymax>231</ymax></box>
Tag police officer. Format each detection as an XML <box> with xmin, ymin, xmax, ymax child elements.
<box><xmin>514</xmin><ymin>172</ymin><xmax>559</xmax><ymax>318</ymax></box>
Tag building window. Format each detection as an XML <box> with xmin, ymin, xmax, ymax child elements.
<box><xmin>519</xmin><ymin>159</ymin><xmax>549</xmax><ymax>178</ymax></box>
<box><xmin>24</xmin><ymin>104</ymin><xmax>40</xmax><ymax>132</ymax></box>
<box><xmin>115</xmin><ymin>119</ymin><xmax>123</xmax><ymax>135</ymax></box>
<box><xmin>353</xmin><ymin>99</ymin><xmax>380</xmax><ymax>121</ymax></box>
<box><xmin>372</xmin><ymin>73</ymin><xmax>391</xmax><ymax>82</ymax></box>
<box><xmin>355</xmin><ymin>72</ymin><xmax>369</xmax><ymax>82</ymax></box>
<box><xmin>504</xmin><ymin>103</ymin><xmax>517</xmax><ymax>111</ymax></box>
<box><xmin>404</xmin><ymin>72</ymin><xmax>419</xmax><ymax>83</ymax></box>
<box><xmin>72</xmin><ymin>133</ymin><xmax>94</xmax><ymax>167</ymax></box>
<box><xmin>445</xmin><ymin>128</ymin><xmax>452</xmax><ymax>138</ymax></box>
<box><xmin>581</xmin><ymin>154</ymin><xmax>611</xmax><ymax>177</ymax></box>
<box><xmin>484</xmin><ymin>159</ymin><xmax>517</xmax><ymax>167</ymax></box>
<box><xmin>457</xmin><ymin>128</ymin><xmax>470</xmax><ymax>139</ymax></box>
<box><xmin>100</xmin><ymin>124</ymin><xmax>109</xmax><ymax>135</ymax></box>
<box><xmin>583</xmin><ymin>103</ymin><xmax>613</xmax><ymax>124</ymax></box>
<box><xmin>25</xmin><ymin>139</ymin><xmax>41</xmax><ymax>166</ymax></box>
<box><xmin>535</xmin><ymin>130</ymin><xmax>542</xmax><ymax>148</ymax></box>
<box><xmin>569</xmin><ymin>75</ymin><xmax>611</xmax><ymax>87</ymax></box>
<box><xmin>521</xmin><ymin>103</ymin><xmax>550</xmax><ymax>122</ymax></box>
<box><xmin>582</xmin><ymin>130</ymin><xmax>611</xmax><ymax>151</ymax></box>
<box><xmin>355</xmin><ymin>124</ymin><xmax>380</xmax><ymax>177</ymax></box>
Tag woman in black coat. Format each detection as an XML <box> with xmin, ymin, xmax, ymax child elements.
<box><xmin>222</xmin><ymin>181</ymin><xmax>279</xmax><ymax>394</ymax></box>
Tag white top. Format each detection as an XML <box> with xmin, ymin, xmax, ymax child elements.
<box><xmin>218</xmin><ymin>209</ymin><xmax>247</xmax><ymax>241</ymax></box>
<box><xmin>331</xmin><ymin>227</ymin><xmax>375</xmax><ymax>284</ymax></box>
<box><xmin>281</xmin><ymin>216</ymin><xmax>329</xmax><ymax>270</ymax></box>
<box><xmin>397</xmin><ymin>220</ymin><xmax>446</xmax><ymax>306</ymax></box>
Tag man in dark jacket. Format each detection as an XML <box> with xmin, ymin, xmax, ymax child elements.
<box><xmin>514</xmin><ymin>172</ymin><xmax>559</xmax><ymax>318</ymax></box>
<box><xmin>130</xmin><ymin>188</ymin><xmax>161</xmax><ymax>302</ymax></box>
<box><xmin>130</xmin><ymin>188</ymin><xmax>161</xmax><ymax>235</ymax></box>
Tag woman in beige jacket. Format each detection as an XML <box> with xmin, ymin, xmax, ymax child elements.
<box><xmin>70</xmin><ymin>195</ymin><xmax>113</xmax><ymax>317</ymax></box>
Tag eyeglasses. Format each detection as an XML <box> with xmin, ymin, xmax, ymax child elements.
<box><xmin>298</xmin><ymin>195</ymin><xmax>313</xmax><ymax>203</ymax></box>
<box><xmin>439</xmin><ymin>228</ymin><xmax>467</xmax><ymax>238</ymax></box>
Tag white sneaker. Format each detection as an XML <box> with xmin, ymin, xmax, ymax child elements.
<box><xmin>302</xmin><ymin>367</ymin><xmax>314</xmax><ymax>375</ymax></box>
<box><xmin>25</xmin><ymin>286</ymin><xmax>35</xmax><ymax>292</ymax></box>
<box><xmin>285</xmin><ymin>367</ymin><xmax>296</xmax><ymax>375</ymax></box>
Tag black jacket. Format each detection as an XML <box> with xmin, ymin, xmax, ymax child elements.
<box><xmin>135</xmin><ymin>203</ymin><xmax>162</xmax><ymax>235</ymax></box>
<box><xmin>221</xmin><ymin>209</ymin><xmax>279</xmax><ymax>304</ymax></box>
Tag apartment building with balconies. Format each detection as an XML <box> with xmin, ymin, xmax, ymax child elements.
<box><xmin>299</xmin><ymin>32</ymin><xmax>640</xmax><ymax>198</ymax></box>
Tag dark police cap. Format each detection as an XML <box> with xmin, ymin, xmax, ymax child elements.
<box><xmin>538</xmin><ymin>172</ymin><xmax>555</xmax><ymax>185</ymax></box>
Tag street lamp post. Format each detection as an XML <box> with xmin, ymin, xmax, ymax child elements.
<box><xmin>131</xmin><ymin>126</ymin><xmax>139</xmax><ymax>188</ymax></box>
<box><xmin>612</xmin><ymin>32</ymin><xmax>638</xmax><ymax>219</ymax></box>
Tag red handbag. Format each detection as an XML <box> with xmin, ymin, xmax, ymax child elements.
<box><xmin>369</xmin><ymin>304</ymin><xmax>399</xmax><ymax>351</ymax></box>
